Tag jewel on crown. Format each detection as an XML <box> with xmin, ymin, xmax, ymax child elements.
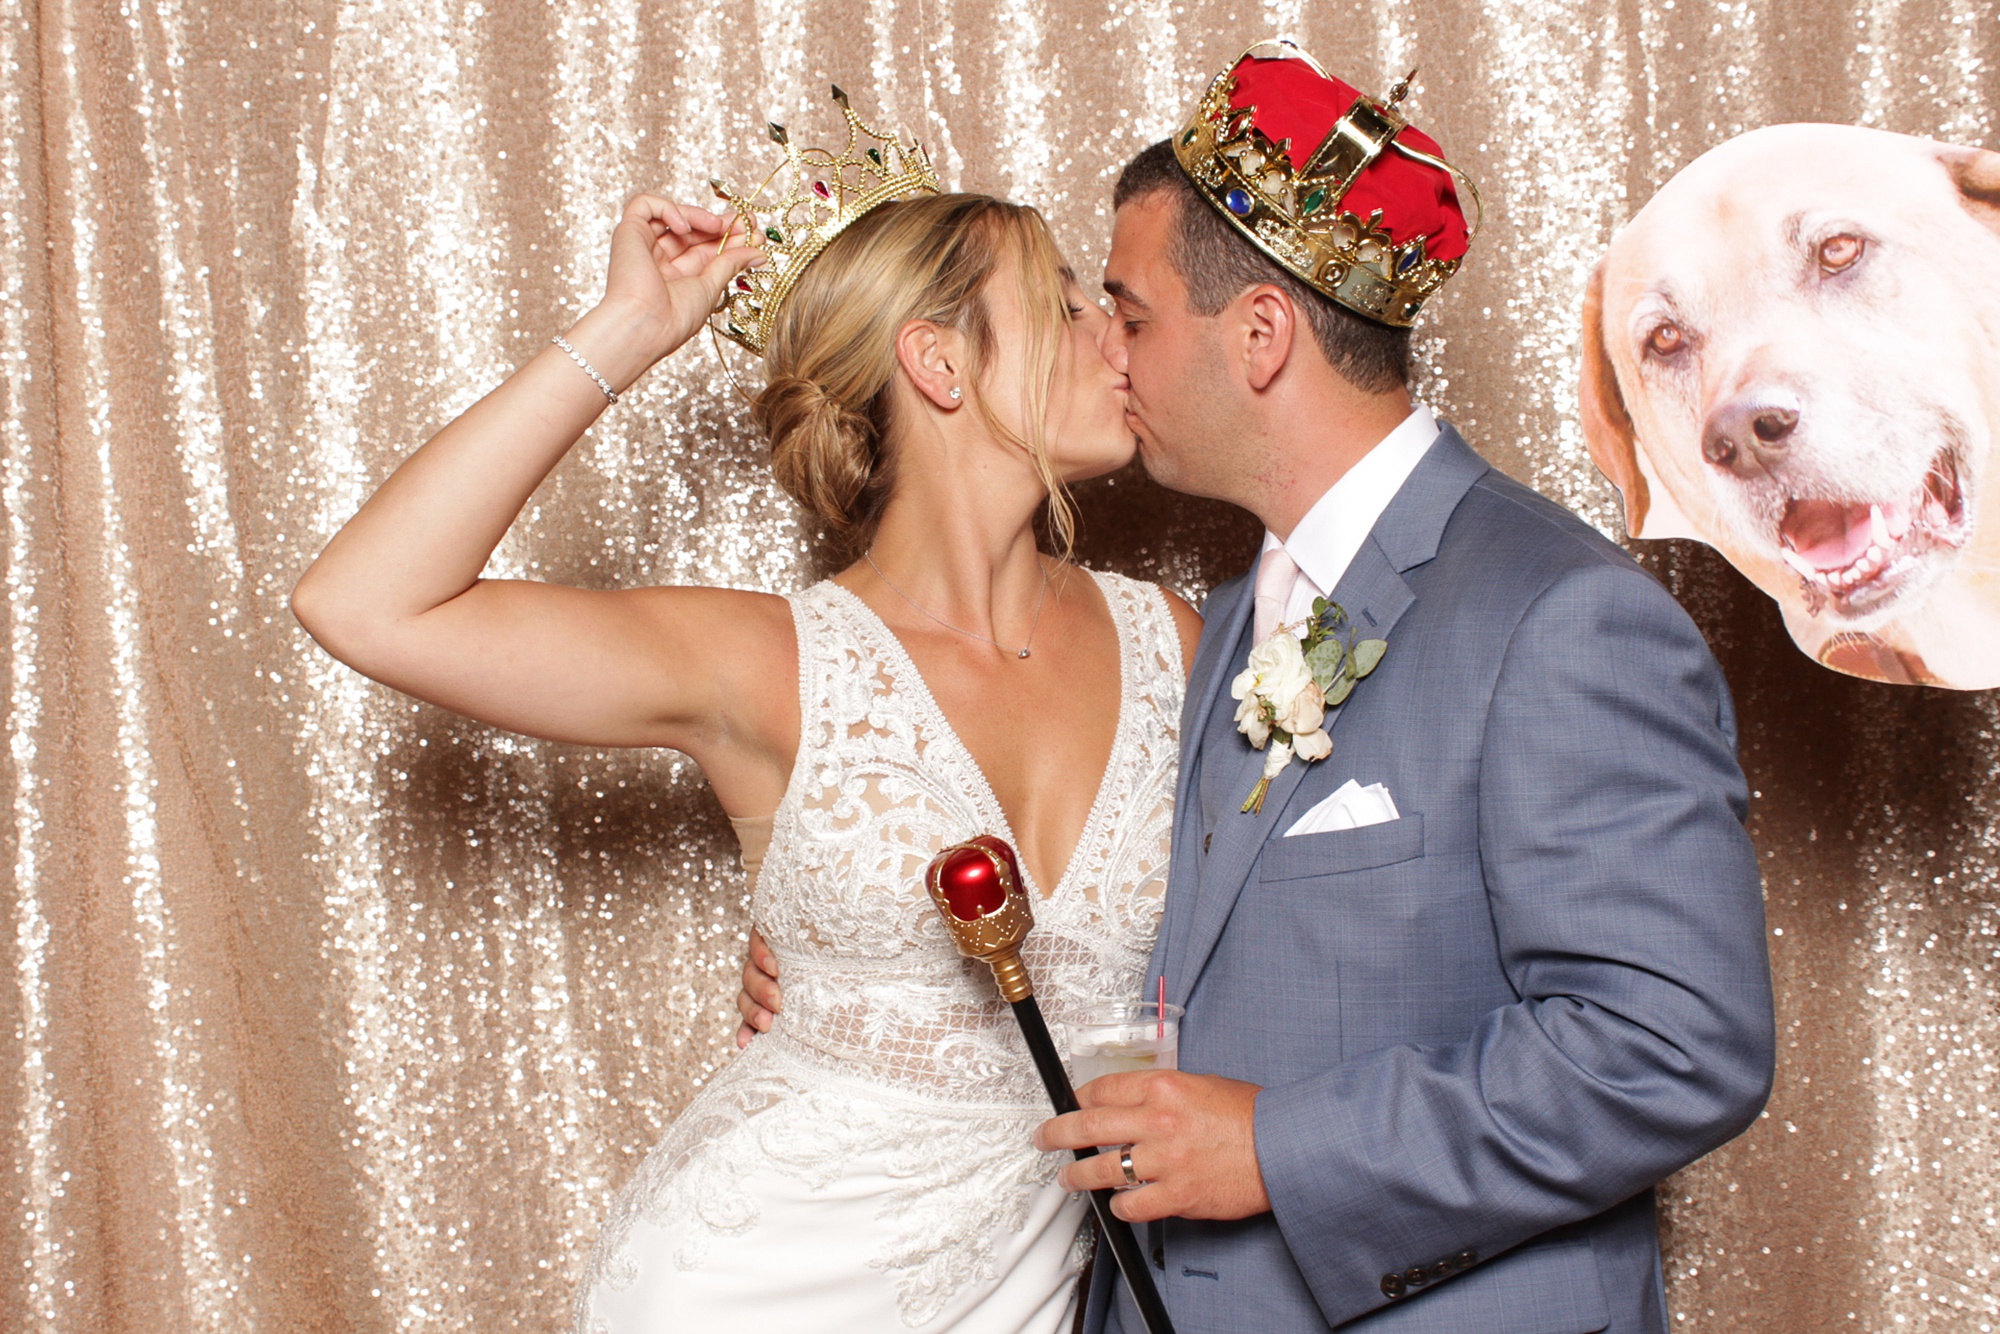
<box><xmin>709</xmin><ymin>86</ymin><xmax>942</xmax><ymax>355</ymax></box>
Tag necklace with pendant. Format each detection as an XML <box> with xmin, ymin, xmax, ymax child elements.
<box><xmin>863</xmin><ymin>551</ymin><xmax>1051</xmax><ymax>660</ymax></box>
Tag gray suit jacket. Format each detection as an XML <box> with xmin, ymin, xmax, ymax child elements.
<box><xmin>1090</xmin><ymin>427</ymin><xmax>1774</xmax><ymax>1333</ymax></box>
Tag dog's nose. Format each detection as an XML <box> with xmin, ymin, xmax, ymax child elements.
<box><xmin>1702</xmin><ymin>394</ymin><xmax>1800</xmax><ymax>477</ymax></box>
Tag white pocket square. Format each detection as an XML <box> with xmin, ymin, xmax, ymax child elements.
<box><xmin>1283</xmin><ymin>779</ymin><xmax>1401</xmax><ymax>836</ymax></box>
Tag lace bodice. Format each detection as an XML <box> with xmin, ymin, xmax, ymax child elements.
<box><xmin>577</xmin><ymin>569</ymin><xmax>1184</xmax><ymax>1330</ymax></box>
<box><xmin>758</xmin><ymin>571</ymin><xmax>1184</xmax><ymax>1104</ymax></box>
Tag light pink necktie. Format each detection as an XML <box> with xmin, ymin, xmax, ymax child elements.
<box><xmin>1253</xmin><ymin>546</ymin><xmax>1301</xmax><ymax>643</ymax></box>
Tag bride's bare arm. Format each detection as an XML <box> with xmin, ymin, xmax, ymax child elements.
<box><xmin>291</xmin><ymin>196</ymin><xmax>784</xmax><ymax>768</ymax></box>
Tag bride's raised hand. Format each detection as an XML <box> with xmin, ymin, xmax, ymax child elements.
<box><xmin>601</xmin><ymin>192</ymin><xmax>764</xmax><ymax>366</ymax></box>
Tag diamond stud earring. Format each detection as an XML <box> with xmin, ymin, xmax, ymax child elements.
<box><xmin>948</xmin><ymin>387</ymin><xmax>962</xmax><ymax>400</ymax></box>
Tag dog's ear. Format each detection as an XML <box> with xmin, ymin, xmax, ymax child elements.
<box><xmin>1579</xmin><ymin>257</ymin><xmax>1651</xmax><ymax>535</ymax></box>
<box><xmin>1940</xmin><ymin>143</ymin><xmax>2000</xmax><ymax>235</ymax></box>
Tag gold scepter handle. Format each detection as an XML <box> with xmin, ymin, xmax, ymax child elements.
<box><xmin>925</xmin><ymin>836</ymin><xmax>1179</xmax><ymax>1334</ymax></box>
<box><xmin>925</xmin><ymin>834</ymin><xmax>1036</xmax><ymax>1000</ymax></box>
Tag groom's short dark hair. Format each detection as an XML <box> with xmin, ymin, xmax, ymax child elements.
<box><xmin>1113</xmin><ymin>140</ymin><xmax>1411</xmax><ymax>393</ymax></box>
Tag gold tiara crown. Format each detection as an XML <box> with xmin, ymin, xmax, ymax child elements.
<box><xmin>1172</xmin><ymin>43</ymin><xmax>1481</xmax><ymax>327</ymax></box>
<box><xmin>709</xmin><ymin>87</ymin><xmax>942</xmax><ymax>355</ymax></box>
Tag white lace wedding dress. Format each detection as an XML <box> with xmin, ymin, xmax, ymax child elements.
<box><xmin>574</xmin><ymin>570</ymin><xmax>1184</xmax><ymax>1333</ymax></box>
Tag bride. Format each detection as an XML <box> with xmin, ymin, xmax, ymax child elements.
<box><xmin>290</xmin><ymin>114</ymin><xmax>1201</xmax><ymax>1333</ymax></box>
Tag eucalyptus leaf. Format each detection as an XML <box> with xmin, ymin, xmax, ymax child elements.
<box><xmin>1325</xmin><ymin>673</ymin><xmax>1357</xmax><ymax>706</ymax></box>
<box><xmin>1304</xmin><ymin>638</ymin><xmax>1345</xmax><ymax>688</ymax></box>
<box><xmin>1351</xmin><ymin>639</ymin><xmax>1388</xmax><ymax>676</ymax></box>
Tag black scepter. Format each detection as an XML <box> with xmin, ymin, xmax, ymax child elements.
<box><xmin>926</xmin><ymin>835</ymin><xmax>1177</xmax><ymax>1334</ymax></box>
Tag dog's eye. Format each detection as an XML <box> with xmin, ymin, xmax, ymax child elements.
<box><xmin>1644</xmin><ymin>322</ymin><xmax>1687</xmax><ymax>359</ymax></box>
<box><xmin>1818</xmin><ymin>234</ymin><xmax>1866</xmax><ymax>274</ymax></box>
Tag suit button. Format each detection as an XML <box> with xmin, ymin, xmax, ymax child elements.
<box><xmin>1428</xmin><ymin>1260</ymin><xmax>1453</xmax><ymax>1281</ymax></box>
<box><xmin>1380</xmin><ymin>1273</ymin><xmax>1407</xmax><ymax>1300</ymax></box>
<box><xmin>1456</xmin><ymin>1249</ymin><xmax>1478</xmax><ymax>1269</ymax></box>
<box><xmin>1203</xmin><ymin>832</ymin><xmax>1213</xmax><ymax>854</ymax></box>
<box><xmin>1404</xmin><ymin>1266</ymin><xmax>1428</xmax><ymax>1287</ymax></box>
<box><xmin>1152</xmin><ymin>1242</ymin><xmax>1165</xmax><ymax>1270</ymax></box>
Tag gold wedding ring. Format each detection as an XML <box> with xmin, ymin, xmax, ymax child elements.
<box><xmin>1119</xmin><ymin>1144</ymin><xmax>1141</xmax><ymax>1189</ymax></box>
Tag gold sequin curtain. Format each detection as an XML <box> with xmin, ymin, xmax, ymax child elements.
<box><xmin>3</xmin><ymin>0</ymin><xmax>1995</xmax><ymax>1328</ymax></box>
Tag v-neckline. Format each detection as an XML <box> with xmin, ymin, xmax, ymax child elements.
<box><xmin>826</xmin><ymin>573</ymin><xmax>1129</xmax><ymax>902</ymax></box>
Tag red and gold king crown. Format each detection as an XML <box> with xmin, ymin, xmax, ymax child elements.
<box><xmin>708</xmin><ymin>87</ymin><xmax>941</xmax><ymax>355</ymax></box>
<box><xmin>1172</xmin><ymin>39</ymin><xmax>1481</xmax><ymax>328</ymax></box>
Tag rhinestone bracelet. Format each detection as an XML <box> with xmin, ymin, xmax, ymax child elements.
<box><xmin>551</xmin><ymin>334</ymin><xmax>619</xmax><ymax>404</ymax></box>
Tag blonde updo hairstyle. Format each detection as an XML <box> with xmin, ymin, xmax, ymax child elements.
<box><xmin>752</xmin><ymin>193</ymin><xmax>1079</xmax><ymax>562</ymax></box>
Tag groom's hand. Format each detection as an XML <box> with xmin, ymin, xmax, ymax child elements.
<box><xmin>1035</xmin><ymin>1071</ymin><xmax>1270</xmax><ymax>1222</ymax></box>
<box><xmin>733</xmin><ymin>928</ymin><xmax>781</xmax><ymax>1049</ymax></box>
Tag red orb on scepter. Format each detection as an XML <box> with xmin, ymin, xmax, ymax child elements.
<box><xmin>931</xmin><ymin>835</ymin><xmax>1020</xmax><ymax>920</ymax></box>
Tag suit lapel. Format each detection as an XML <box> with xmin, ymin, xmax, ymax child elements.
<box><xmin>1171</xmin><ymin>425</ymin><xmax>1493</xmax><ymax>1000</ymax></box>
<box><xmin>1177</xmin><ymin>573</ymin><xmax>1255</xmax><ymax>793</ymax></box>
<box><xmin>1154</xmin><ymin>572</ymin><xmax>1254</xmax><ymax>998</ymax></box>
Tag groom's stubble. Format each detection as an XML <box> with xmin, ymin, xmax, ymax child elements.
<box><xmin>1134</xmin><ymin>326</ymin><xmax>1252</xmax><ymax>501</ymax></box>
<box><xmin>1103</xmin><ymin>194</ymin><xmax>1265</xmax><ymax>508</ymax></box>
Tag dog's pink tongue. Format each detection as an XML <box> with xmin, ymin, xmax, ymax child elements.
<box><xmin>1780</xmin><ymin>498</ymin><xmax>1873</xmax><ymax>571</ymax></box>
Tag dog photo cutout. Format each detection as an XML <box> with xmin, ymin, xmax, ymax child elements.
<box><xmin>1583</xmin><ymin>123</ymin><xmax>2000</xmax><ymax>689</ymax></box>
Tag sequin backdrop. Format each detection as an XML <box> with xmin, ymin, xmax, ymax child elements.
<box><xmin>2</xmin><ymin>0</ymin><xmax>1995</xmax><ymax>1328</ymax></box>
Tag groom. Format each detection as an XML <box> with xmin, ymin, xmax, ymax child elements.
<box><xmin>1032</xmin><ymin>40</ymin><xmax>1776</xmax><ymax>1334</ymax></box>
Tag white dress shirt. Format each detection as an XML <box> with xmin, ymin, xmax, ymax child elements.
<box><xmin>1256</xmin><ymin>404</ymin><xmax>1440</xmax><ymax>633</ymax></box>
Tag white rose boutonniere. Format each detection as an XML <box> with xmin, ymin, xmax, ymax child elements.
<box><xmin>1230</xmin><ymin>598</ymin><xmax>1387</xmax><ymax>814</ymax></box>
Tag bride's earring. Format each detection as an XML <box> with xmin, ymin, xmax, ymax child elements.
<box><xmin>948</xmin><ymin>386</ymin><xmax>962</xmax><ymax>401</ymax></box>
